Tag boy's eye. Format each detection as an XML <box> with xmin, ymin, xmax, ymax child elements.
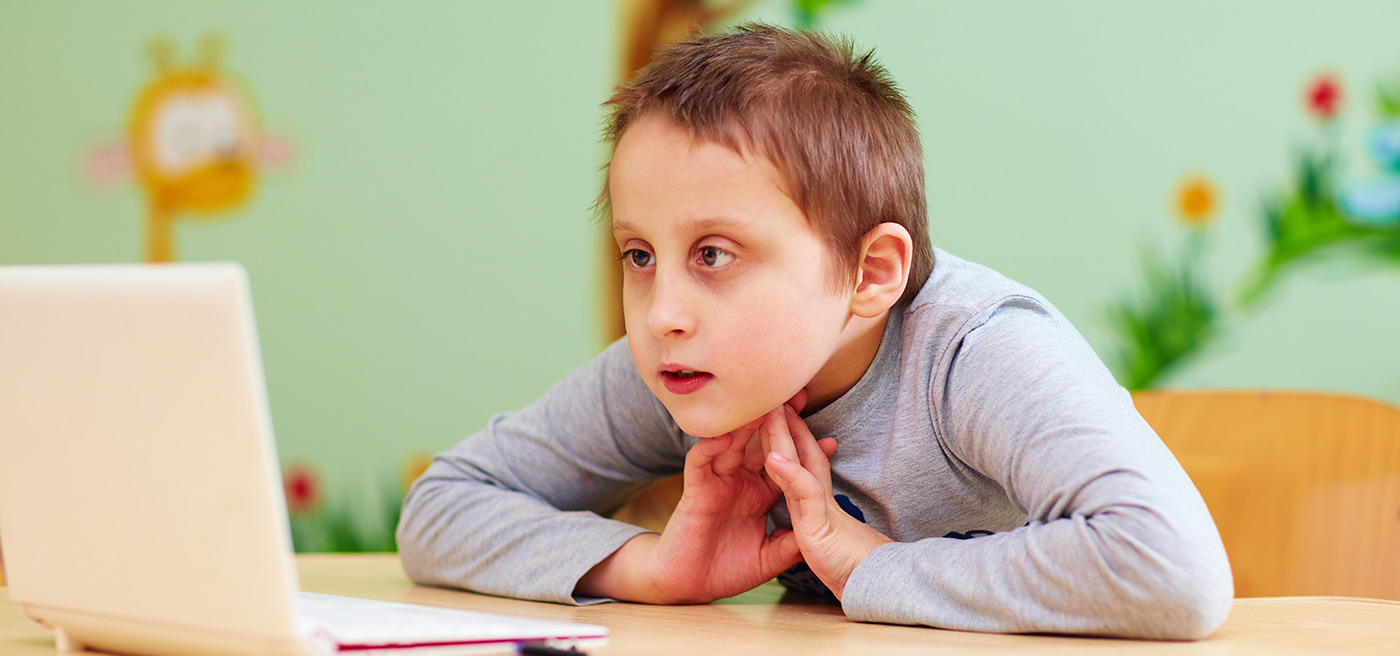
<box><xmin>623</xmin><ymin>249</ymin><xmax>654</xmax><ymax>269</ymax></box>
<box><xmin>697</xmin><ymin>246</ymin><xmax>734</xmax><ymax>268</ymax></box>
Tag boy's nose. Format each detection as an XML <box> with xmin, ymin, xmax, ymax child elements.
<box><xmin>646</xmin><ymin>270</ymin><xmax>696</xmax><ymax>338</ymax></box>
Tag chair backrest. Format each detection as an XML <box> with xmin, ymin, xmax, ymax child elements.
<box><xmin>611</xmin><ymin>475</ymin><xmax>683</xmax><ymax>534</ymax></box>
<box><xmin>1133</xmin><ymin>390</ymin><xmax>1400</xmax><ymax>600</ymax></box>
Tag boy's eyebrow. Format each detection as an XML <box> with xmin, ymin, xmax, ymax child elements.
<box><xmin>612</xmin><ymin>215</ymin><xmax>757</xmax><ymax>238</ymax></box>
<box><xmin>611</xmin><ymin>220</ymin><xmax>639</xmax><ymax>237</ymax></box>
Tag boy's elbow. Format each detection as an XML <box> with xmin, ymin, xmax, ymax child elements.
<box><xmin>1123</xmin><ymin>550</ymin><xmax>1234</xmax><ymax>640</ymax></box>
<box><xmin>395</xmin><ymin>486</ymin><xmax>443</xmax><ymax>585</ymax></box>
<box><xmin>1086</xmin><ymin>576</ymin><xmax>1230</xmax><ymax>640</ymax></box>
<box><xmin>394</xmin><ymin>521</ymin><xmax>428</xmax><ymax>581</ymax></box>
<box><xmin>1168</xmin><ymin>537</ymin><xmax>1234</xmax><ymax>639</ymax></box>
<box><xmin>1145</xmin><ymin>581</ymin><xmax>1232</xmax><ymax>640</ymax></box>
<box><xmin>396</xmin><ymin>543</ymin><xmax>431</xmax><ymax>586</ymax></box>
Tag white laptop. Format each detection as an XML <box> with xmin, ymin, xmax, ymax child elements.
<box><xmin>0</xmin><ymin>262</ymin><xmax>608</xmax><ymax>656</ymax></box>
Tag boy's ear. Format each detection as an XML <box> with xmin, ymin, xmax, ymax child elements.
<box><xmin>850</xmin><ymin>222</ymin><xmax>913</xmax><ymax>318</ymax></box>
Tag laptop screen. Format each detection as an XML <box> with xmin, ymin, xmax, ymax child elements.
<box><xmin>0</xmin><ymin>263</ymin><xmax>300</xmax><ymax>640</ymax></box>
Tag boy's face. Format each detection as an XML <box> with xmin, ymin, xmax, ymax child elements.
<box><xmin>610</xmin><ymin>115</ymin><xmax>865</xmax><ymax>438</ymax></box>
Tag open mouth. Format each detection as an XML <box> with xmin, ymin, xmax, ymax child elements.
<box><xmin>661</xmin><ymin>368</ymin><xmax>713</xmax><ymax>394</ymax></box>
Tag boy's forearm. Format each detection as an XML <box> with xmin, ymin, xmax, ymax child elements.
<box><xmin>839</xmin><ymin>509</ymin><xmax>1232</xmax><ymax>640</ymax></box>
<box><xmin>398</xmin><ymin>471</ymin><xmax>653</xmax><ymax>604</ymax></box>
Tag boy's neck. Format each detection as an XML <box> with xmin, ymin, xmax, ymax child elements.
<box><xmin>803</xmin><ymin>311</ymin><xmax>891</xmax><ymax>414</ymax></box>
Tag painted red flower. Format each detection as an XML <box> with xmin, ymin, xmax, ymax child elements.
<box><xmin>1305</xmin><ymin>73</ymin><xmax>1342</xmax><ymax>119</ymax></box>
<box><xmin>283</xmin><ymin>463</ymin><xmax>321</xmax><ymax>515</ymax></box>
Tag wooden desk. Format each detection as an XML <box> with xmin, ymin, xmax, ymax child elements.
<box><xmin>4</xmin><ymin>554</ymin><xmax>1399</xmax><ymax>655</ymax></box>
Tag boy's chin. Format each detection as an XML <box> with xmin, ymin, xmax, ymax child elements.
<box><xmin>669</xmin><ymin>408</ymin><xmax>765</xmax><ymax>439</ymax></box>
<box><xmin>676</xmin><ymin>420</ymin><xmax>733</xmax><ymax>439</ymax></box>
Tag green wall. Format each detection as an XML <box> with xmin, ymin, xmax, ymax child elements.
<box><xmin>4</xmin><ymin>1</ymin><xmax>1399</xmax><ymax>546</ymax></box>
<box><xmin>0</xmin><ymin>2</ymin><xmax>616</xmax><ymax>530</ymax></box>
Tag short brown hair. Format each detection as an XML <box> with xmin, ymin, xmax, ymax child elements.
<box><xmin>600</xmin><ymin>23</ymin><xmax>933</xmax><ymax>305</ymax></box>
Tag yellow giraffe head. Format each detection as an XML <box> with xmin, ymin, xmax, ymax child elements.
<box><xmin>128</xmin><ymin>34</ymin><xmax>260</xmax><ymax>260</ymax></box>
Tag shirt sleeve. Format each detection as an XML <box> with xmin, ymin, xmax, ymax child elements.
<box><xmin>396</xmin><ymin>338</ymin><xmax>688</xmax><ymax>604</ymax></box>
<box><xmin>839</xmin><ymin>297</ymin><xmax>1234</xmax><ymax>639</ymax></box>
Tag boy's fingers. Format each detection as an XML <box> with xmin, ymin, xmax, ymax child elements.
<box><xmin>784</xmin><ymin>388</ymin><xmax>808</xmax><ymax>414</ymax></box>
<box><xmin>748</xmin><ymin>411</ymin><xmax>782</xmax><ymax>472</ymax></box>
<box><xmin>817</xmin><ymin>437</ymin><xmax>838</xmax><ymax>459</ymax></box>
<box><xmin>684</xmin><ymin>434</ymin><xmax>733</xmax><ymax>483</ymax></box>
<box><xmin>766</xmin><ymin>451</ymin><xmax>827</xmax><ymax>502</ymax></box>
<box><xmin>688</xmin><ymin>434</ymin><xmax>731</xmax><ymax>462</ymax></box>
<box><xmin>712</xmin><ymin>421</ymin><xmax>761</xmax><ymax>474</ymax></box>
<box><xmin>742</xmin><ymin>432</ymin><xmax>767</xmax><ymax>472</ymax></box>
<box><xmin>761</xmin><ymin>528</ymin><xmax>803</xmax><ymax>575</ymax></box>
<box><xmin>764</xmin><ymin>408</ymin><xmax>800</xmax><ymax>464</ymax></box>
<box><xmin>716</xmin><ymin>430</ymin><xmax>750</xmax><ymax>472</ymax></box>
<box><xmin>768</xmin><ymin>453</ymin><xmax>835</xmax><ymax>542</ymax></box>
<box><xmin>733</xmin><ymin>415</ymin><xmax>764</xmax><ymax>441</ymax></box>
<box><xmin>757</xmin><ymin>408</ymin><xmax>778</xmax><ymax>458</ymax></box>
<box><xmin>785</xmin><ymin>406</ymin><xmax>832</xmax><ymax>493</ymax></box>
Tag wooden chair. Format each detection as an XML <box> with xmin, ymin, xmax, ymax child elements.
<box><xmin>611</xmin><ymin>475</ymin><xmax>683</xmax><ymax>534</ymax></box>
<box><xmin>1134</xmin><ymin>390</ymin><xmax>1400</xmax><ymax>600</ymax></box>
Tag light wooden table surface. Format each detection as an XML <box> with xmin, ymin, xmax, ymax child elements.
<box><xmin>4</xmin><ymin>553</ymin><xmax>1399</xmax><ymax>655</ymax></box>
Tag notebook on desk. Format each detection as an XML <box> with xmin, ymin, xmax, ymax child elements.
<box><xmin>0</xmin><ymin>262</ymin><xmax>607</xmax><ymax>656</ymax></box>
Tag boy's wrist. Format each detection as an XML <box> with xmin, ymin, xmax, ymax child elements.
<box><xmin>574</xmin><ymin>532</ymin><xmax>667</xmax><ymax>603</ymax></box>
<box><xmin>808</xmin><ymin>508</ymin><xmax>893</xmax><ymax>601</ymax></box>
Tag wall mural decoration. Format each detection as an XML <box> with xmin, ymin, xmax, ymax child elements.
<box><xmin>1108</xmin><ymin>176</ymin><xmax>1220</xmax><ymax>391</ymax></box>
<box><xmin>84</xmin><ymin>34</ymin><xmax>291</xmax><ymax>262</ymax></box>
<box><xmin>1340</xmin><ymin>74</ymin><xmax>1400</xmax><ymax>229</ymax></box>
<box><xmin>281</xmin><ymin>459</ymin><xmax>429</xmax><ymax>553</ymax></box>
<box><xmin>1110</xmin><ymin>69</ymin><xmax>1400</xmax><ymax>390</ymax></box>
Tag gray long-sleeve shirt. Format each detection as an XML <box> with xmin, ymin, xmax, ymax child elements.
<box><xmin>397</xmin><ymin>248</ymin><xmax>1233</xmax><ymax>639</ymax></box>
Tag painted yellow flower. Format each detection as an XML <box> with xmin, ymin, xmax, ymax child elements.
<box><xmin>402</xmin><ymin>454</ymin><xmax>434</xmax><ymax>494</ymax></box>
<box><xmin>1175</xmin><ymin>175</ymin><xmax>1218</xmax><ymax>227</ymax></box>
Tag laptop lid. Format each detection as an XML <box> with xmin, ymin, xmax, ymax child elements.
<box><xmin>0</xmin><ymin>263</ymin><xmax>300</xmax><ymax>644</ymax></box>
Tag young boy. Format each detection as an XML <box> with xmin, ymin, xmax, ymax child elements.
<box><xmin>398</xmin><ymin>24</ymin><xmax>1232</xmax><ymax>639</ymax></box>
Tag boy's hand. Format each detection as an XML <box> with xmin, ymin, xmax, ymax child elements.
<box><xmin>762</xmin><ymin>404</ymin><xmax>892</xmax><ymax>601</ymax></box>
<box><xmin>578</xmin><ymin>393</ymin><xmax>835</xmax><ymax>604</ymax></box>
